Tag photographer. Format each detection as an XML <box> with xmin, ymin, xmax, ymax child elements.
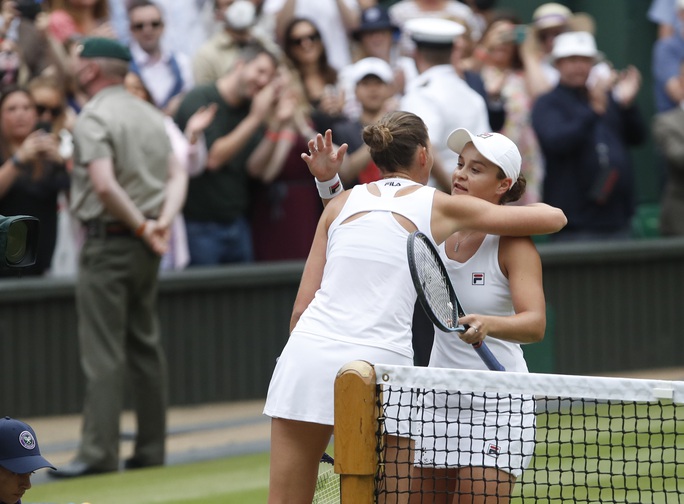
<box><xmin>0</xmin><ymin>85</ymin><xmax>69</xmax><ymax>276</ymax></box>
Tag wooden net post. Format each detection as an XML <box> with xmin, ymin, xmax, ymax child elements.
<box><xmin>334</xmin><ymin>360</ymin><xmax>379</xmax><ymax>504</ymax></box>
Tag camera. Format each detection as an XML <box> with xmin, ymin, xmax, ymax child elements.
<box><xmin>0</xmin><ymin>215</ymin><xmax>40</xmax><ymax>268</ymax></box>
<box><xmin>16</xmin><ymin>0</ymin><xmax>44</xmax><ymax>21</ymax></box>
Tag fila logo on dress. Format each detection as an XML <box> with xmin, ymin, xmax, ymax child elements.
<box><xmin>472</xmin><ymin>272</ymin><xmax>485</xmax><ymax>285</ymax></box>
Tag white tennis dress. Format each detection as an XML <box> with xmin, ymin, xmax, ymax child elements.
<box><xmin>415</xmin><ymin>235</ymin><xmax>536</xmax><ymax>477</ymax></box>
<box><xmin>263</xmin><ymin>179</ymin><xmax>435</xmax><ymax>426</ymax></box>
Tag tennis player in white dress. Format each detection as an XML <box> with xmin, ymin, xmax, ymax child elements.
<box><xmin>411</xmin><ymin>129</ymin><xmax>543</xmax><ymax>504</ymax></box>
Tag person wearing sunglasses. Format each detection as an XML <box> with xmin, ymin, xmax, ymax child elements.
<box><xmin>282</xmin><ymin>18</ymin><xmax>345</xmax><ymax>133</ymax></box>
<box><xmin>27</xmin><ymin>75</ymin><xmax>69</xmax><ymax>133</ymax></box>
<box><xmin>0</xmin><ymin>84</ymin><xmax>69</xmax><ymax>277</ymax></box>
<box><xmin>264</xmin><ymin>0</ymin><xmax>361</xmax><ymax>72</ymax></box>
<box><xmin>27</xmin><ymin>74</ymin><xmax>80</xmax><ymax>276</ymax></box>
<box><xmin>127</xmin><ymin>0</ymin><xmax>193</xmax><ymax>116</ymax></box>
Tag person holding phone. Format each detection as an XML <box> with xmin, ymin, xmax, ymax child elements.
<box><xmin>0</xmin><ymin>84</ymin><xmax>69</xmax><ymax>277</ymax></box>
<box><xmin>473</xmin><ymin>15</ymin><xmax>545</xmax><ymax>204</ymax></box>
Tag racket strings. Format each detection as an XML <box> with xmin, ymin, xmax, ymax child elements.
<box><xmin>312</xmin><ymin>460</ymin><xmax>340</xmax><ymax>504</ymax></box>
<box><xmin>414</xmin><ymin>240</ymin><xmax>458</xmax><ymax>329</ymax></box>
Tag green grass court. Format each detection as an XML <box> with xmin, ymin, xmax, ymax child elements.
<box><xmin>27</xmin><ymin>453</ymin><xmax>271</xmax><ymax>504</ymax></box>
<box><xmin>512</xmin><ymin>402</ymin><xmax>684</xmax><ymax>503</ymax></box>
<box><xmin>27</xmin><ymin>403</ymin><xmax>683</xmax><ymax>504</ymax></box>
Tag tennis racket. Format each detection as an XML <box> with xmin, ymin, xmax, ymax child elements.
<box><xmin>407</xmin><ymin>231</ymin><xmax>505</xmax><ymax>372</ymax></box>
<box><xmin>312</xmin><ymin>452</ymin><xmax>340</xmax><ymax>504</ymax></box>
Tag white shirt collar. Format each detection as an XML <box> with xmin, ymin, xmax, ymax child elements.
<box><xmin>130</xmin><ymin>41</ymin><xmax>171</xmax><ymax>66</ymax></box>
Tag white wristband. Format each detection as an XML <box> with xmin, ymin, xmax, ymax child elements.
<box><xmin>315</xmin><ymin>175</ymin><xmax>344</xmax><ymax>199</ymax></box>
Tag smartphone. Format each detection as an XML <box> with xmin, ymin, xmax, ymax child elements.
<box><xmin>513</xmin><ymin>24</ymin><xmax>527</xmax><ymax>44</ymax></box>
<box><xmin>35</xmin><ymin>121</ymin><xmax>52</xmax><ymax>133</ymax></box>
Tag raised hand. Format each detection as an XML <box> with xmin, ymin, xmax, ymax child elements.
<box><xmin>185</xmin><ymin>103</ymin><xmax>218</xmax><ymax>144</ymax></box>
<box><xmin>250</xmin><ymin>81</ymin><xmax>278</xmax><ymax>123</ymax></box>
<box><xmin>300</xmin><ymin>129</ymin><xmax>348</xmax><ymax>182</ymax></box>
<box><xmin>612</xmin><ymin>65</ymin><xmax>641</xmax><ymax>107</ymax></box>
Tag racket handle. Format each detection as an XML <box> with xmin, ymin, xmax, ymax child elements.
<box><xmin>472</xmin><ymin>341</ymin><xmax>506</xmax><ymax>371</ymax></box>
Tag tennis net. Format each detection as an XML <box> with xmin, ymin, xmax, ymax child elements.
<box><xmin>332</xmin><ymin>361</ymin><xmax>684</xmax><ymax>504</ymax></box>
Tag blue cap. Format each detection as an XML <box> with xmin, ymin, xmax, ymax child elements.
<box><xmin>0</xmin><ymin>417</ymin><xmax>55</xmax><ymax>474</ymax></box>
<box><xmin>353</xmin><ymin>6</ymin><xmax>398</xmax><ymax>40</ymax></box>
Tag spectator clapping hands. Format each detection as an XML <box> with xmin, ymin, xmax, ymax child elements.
<box><xmin>612</xmin><ymin>65</ymin><xmax>641</xmax><ymax>107</ymax></box>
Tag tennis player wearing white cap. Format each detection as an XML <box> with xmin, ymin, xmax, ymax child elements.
<box><xmin>410</xmin><ymin>129</ymin><xmax>542</xmax><ymax>503</ymax></box>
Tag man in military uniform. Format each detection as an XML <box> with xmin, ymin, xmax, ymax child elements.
<box><xmin>52</xmin><ymin>38</ymin><xmax>188</xmax><ymax>478</ymax></box>
<box><xmin>400</xmin><ymin>18</ymin><xmax>491</xmax><ymax>192</ymax></box>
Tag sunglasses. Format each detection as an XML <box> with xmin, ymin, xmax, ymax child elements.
<box><xmin>289</xmin><ymin>33</ymin><xmax>321</xmax><ymax>46</ymax></box>
<box><xmin>36</xmin><ymin>104</ymin><xmax>64</xmax><ymax>118</ymax></box>
<box><xmin>131</xmin><ymin>20</ymin><xmax>163</xmax><ymax>31</ymax></box>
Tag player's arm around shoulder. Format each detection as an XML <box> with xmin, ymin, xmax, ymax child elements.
<box><xmin>432</xmin><ymin>191</ymin><xmax>567</xmax><ymax>243</ymax></box>
<box><xmin>289</xmin><ymin>189</ymin><xmax>351</xmax><ymax>331</ymax></box>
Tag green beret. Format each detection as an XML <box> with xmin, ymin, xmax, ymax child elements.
<box><xmin>77</xmin><ymin>37</ymin><xmax>132</xmax><ymax>62</ymax></box>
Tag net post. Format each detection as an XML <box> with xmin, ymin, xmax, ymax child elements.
<box><xmin>334</xmin><ymin>360</ymin><xmax>378</xmax><ymax>504</ymax></box>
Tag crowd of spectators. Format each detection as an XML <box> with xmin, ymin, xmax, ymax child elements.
<box><xmin>0</xmin><ymin>0</ymin><xmax>677</xmax><ymax>278</ymax></box>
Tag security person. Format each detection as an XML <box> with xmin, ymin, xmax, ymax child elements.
<box><xmin>52</xmin><ymin>38</ymin><xmax>187</xmax><ymax>478</ymax></box>
<box><xmin>400</xmin><ymin>18</ymin><xmax>491</xmax><ymax>192</ymax></box>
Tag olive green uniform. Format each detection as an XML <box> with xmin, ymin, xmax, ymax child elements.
<box><xmin>71</xmin><ymin>85</ymin><xmax>171</xmax><ymax>470</ymax></box>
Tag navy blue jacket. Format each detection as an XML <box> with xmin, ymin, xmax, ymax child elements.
<box><xmin>532</xmin><ymin>84</ymin><xmax>646</xmax><ymax>233</ymax></box>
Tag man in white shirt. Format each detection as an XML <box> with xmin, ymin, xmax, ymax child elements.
<box><xmin>400</xmin><ymin>18</ymin><xmax>491</xmax><ymax>192</ymax></box>
<box><xmin>127</xmin><ymin>0</ymin><xmax>194</xmax><ymax>113</ymax></box>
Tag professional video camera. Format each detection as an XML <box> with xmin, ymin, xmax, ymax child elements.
<box><xmin>0</xmin><ymin>215</ymin><xmax>39</xmax><ymax>269</ymax></box>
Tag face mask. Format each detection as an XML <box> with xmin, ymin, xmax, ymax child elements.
<box><xmin>224</xmin><ymin>0</ymin><xmax>256</xmax><ymax>31</ymax></box>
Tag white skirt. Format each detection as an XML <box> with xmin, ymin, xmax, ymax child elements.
<box><xmin>414</xmin><ymin>393</ymin><xmax>536</xmax><ymax>478</ymax></box>
<box><xmin>263</xmin><ymin>332</ymin><xmax>413</xmax><ymax>426</ymax></box>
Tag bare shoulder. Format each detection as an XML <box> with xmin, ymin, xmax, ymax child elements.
<box><xmin>322</xmin><ymin>189</ymin><xmax>353</xmax><ymax>227</ymax></box>
<box><xmin>499</xmin><ymin>235</ymin><xmax>541</xmax><ymax>267</ymax></box>
<box><xmin>499</xmin><ymin>235</ymin><xmax>538</xmax><ymax>254</ymax></box>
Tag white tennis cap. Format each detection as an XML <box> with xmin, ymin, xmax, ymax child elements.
<box><xmin>405</xmin><ymin>18</ymin><xmax>465</xmax><ymax>46</ymax></box>
<box><xmin>447</xmin><ymin>129</ymin><xmax>521</xmax><ymax>188</ymax></box>
<box><xmin>350</xmin><ymin>57</ymin><xmax>394</xmax><ymax>85</ymax></box>
<box><xmin>552</xmin><ymin>31</ymin><xmax>597</xmax><ymax>61</ymax></box>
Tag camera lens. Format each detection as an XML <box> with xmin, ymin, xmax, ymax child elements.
<box><xmin>6</xmin><ymin>221</ymin><xmax>28</xmax><ymax>265</ymax></box>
